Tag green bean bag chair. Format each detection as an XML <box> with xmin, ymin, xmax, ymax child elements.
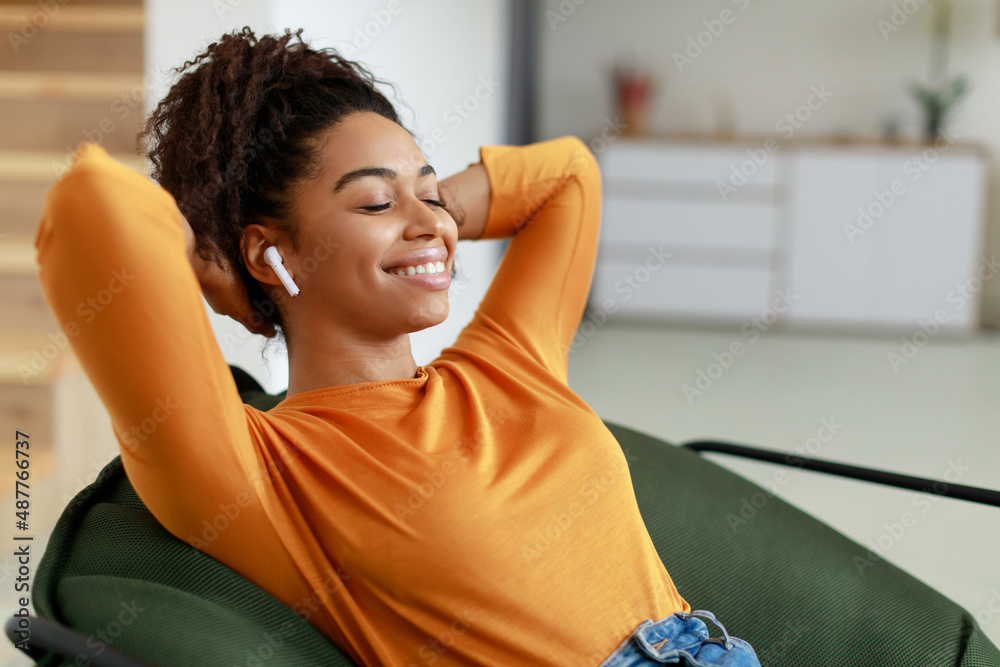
<box><xmin>9</xmin><ymin>366</ymin><xmax>1000</xmax><ymax>666</ymax></box>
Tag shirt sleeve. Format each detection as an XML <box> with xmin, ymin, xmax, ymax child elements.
<box><xmin>34</xmin><ymin>143</ymin><xmax>266</xmax><ymax>559</ymax></box>
<box><xmin>471</xmin><ymin>135</ymin><xmax>602</xmax><ymax>384</ymax></box>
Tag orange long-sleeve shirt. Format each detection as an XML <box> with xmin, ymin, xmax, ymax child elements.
<box><xmin>35</xmin><ymin>135</ymin><xmax>689</xmax><ymax>666</ymax></box>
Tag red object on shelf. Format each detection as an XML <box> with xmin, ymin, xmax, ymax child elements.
<box><xmin>614</xmin><ymin>67</ymin><xmax>655</xmax><ymax>136</ymax></box>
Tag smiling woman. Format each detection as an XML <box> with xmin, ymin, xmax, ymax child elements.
<box><xmin>34</xmin><ymin>25</ymin><xmax>760</xmax><ymax>667</ymax></box>
<box><xmin>235</xmin><ymin>110</ymin><xmax>468</xmax><ymax>394</ymax></box>
<box><xmin>138</xmin><ymin>27</ymin><xmax>494</xmax><ymax>393</ymax></box>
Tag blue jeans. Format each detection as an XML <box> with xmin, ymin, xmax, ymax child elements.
<box><xmin>597</xmin><ymin>610</ymin><xmax>761</xmax><ymax>666</ymax></box>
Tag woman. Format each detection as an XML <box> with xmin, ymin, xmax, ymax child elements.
<box><xmin>35</xmin><ymin>27</ymin><xmax>760</xmax><ymax>667</ymax></box>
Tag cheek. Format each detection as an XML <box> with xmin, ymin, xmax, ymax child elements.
<box><xmin>300</xmin><ymin>226</ymin><xmax>384</xmax><ymax>278</ymax></box>
<box><xmin>296</xmin><ymin>236</ymin><xmax>346</xmax><ymax>283</ymax></box>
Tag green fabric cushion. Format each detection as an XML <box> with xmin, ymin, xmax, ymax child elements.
<box><xmin>31</xmin><ymin>455</ymin><xmax>355</xmax><ymax>667</ymax></box>
<box><xmin>615</xmin><ymin>421</ymin><xmax>1000</xmax><ymax>667</ymax></box>
<box><xmin>26</xmin><ymin>380</ymin><xmax>1000</xmax><ymax>666</ymax></box>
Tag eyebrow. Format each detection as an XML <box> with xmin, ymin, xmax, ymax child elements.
<box><xmin>333</xmin><ymin>164</ymin><xmax>436</xmax><ymax>193</ymax></box>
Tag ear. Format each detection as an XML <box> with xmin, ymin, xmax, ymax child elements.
<box><xmin>242</xmin><ymin>222</ymin><xmax>294</xmax><ymax>288</ymax></box>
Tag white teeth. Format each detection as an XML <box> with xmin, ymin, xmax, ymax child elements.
<box><xmin>389</xmin><ymin>261</ymin><xmax>446</xmax><ymax>276</ymax></box>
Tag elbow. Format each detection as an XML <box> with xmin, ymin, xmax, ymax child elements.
<box><xmin>560</xmin><ymin>135</ymin><xmax>599</xmax><ymax>175</ymax></box>
<box><xmin>558</xmin><ymin>135</ymin><xmax>602</xmax><ymax>201</ymax></box>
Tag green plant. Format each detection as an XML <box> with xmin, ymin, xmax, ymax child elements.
<box><xmin>909</xmin><ymin>0</ymin><xmax>969</xmax><ymax>140</ymax></box>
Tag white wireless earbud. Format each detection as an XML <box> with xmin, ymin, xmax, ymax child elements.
<box><xmin>264</xmin><ymin>245</ymin><xmax>300</xmax><ymax>297</ymax></box>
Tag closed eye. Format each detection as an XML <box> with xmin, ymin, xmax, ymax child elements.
<box><xmin>361</xmin><ymin>200</ymin><xmax>445</xmax><ymax>212</ymax></box>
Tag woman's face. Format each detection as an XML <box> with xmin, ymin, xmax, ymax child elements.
<box><xmin>278</xmin><ymin>111</ymin><xmax>458</xmax><ymax>338</ymax></box>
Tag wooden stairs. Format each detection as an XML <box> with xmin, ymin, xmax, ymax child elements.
<box><xmin>0</xmin><ymin>0</ymin><xmax>145</xmax><ymax>582</ymax></box>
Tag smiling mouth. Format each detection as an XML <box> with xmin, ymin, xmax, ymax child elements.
<box><xmin>383</xmin><ymin>261</ymin><xmax>447</xmax><ymax>277</ymax></box>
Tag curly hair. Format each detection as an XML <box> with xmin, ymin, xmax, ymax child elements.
<box><xmin>138</xmin><ymin>26</ymin><xmax>456</xmax><ymax>346</ymax></box>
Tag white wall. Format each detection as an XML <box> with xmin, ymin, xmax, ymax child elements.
<box><xmin>537</xmin><ymin>0</ymin><xmax>1000</xmax><ymax>326</ymax></box>
<box><xmin>146</xmin><ymin>0</ymin><xmax>509</xmax><ymax>393</ymax></box>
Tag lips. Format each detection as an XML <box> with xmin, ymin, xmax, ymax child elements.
<box><xmin>381</xmin><ymin>245</ymin><xmax>448</xmax><ymax>271</ymax></box>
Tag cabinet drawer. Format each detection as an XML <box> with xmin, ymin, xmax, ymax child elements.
<box><xmin>600</xmin><ymin>141</ymin><xmax>778</xmax><ymax>186</ymax></box>
<box><xmin>602</xmin><ymin>198</ymin><xmax>777</xmax><ymax>251</ymax></box>
<box><xmin>589</xmin><ymin>261</ymin><xmax>773</xmax><ymax>321</ymax></box>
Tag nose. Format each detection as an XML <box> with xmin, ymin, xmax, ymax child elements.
<box><xmin>402</xmin><ymin>196</ymin><xmax>447</xmax><ymax>240</ymax></box>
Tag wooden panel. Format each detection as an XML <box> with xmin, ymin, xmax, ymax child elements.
<box><xmin>0</xmin><ymin>334</ymin><xmax>77</xmax><ymax>496</ymax></box>
<box><xmin>0</xmin><ymin>97</ymin><xmax>144</xmax><ymax>152</ymax></box>
<box><xmin>0</xmin><ymin>238</ymin><xmax>38</xmax><ymax>271</ymax></box>
<box><xmin>0</xmin><ymin>71</ymin><xmax>143</xmax><ymax>101</ymax></box>
<box><xmin>0</xmin><ymin>0</ymin><xmax>140</xmax><ymax>5</ymax></box>
<box><xmin>0</xmin><ymin>31</ymin><xmax>142</xmax><ymax>72</ymax></box>
<box><xmin>1</xmin><ymin>272</ymin><xmax>60</xmax><ymax>333</ymax></box>
<box><xmin>0</xmin><ymin>151</ymin><xmax>146</xmax><ymax>237</ymax></box>
<box><xmin>0</xmin><ymin>5</ymin><xmax>143</xmax><ymax>31</ymax></box>
<box><xmin>0</xmin><ymin>149</ymin><xmax>145</xmax><ymax>179</ymax></box>
<box><xmin>602</xmin><ymin>197</ymin><xmax>777</xmax><ymax>251</ymax></box>
<box><xmin>0</xmin><ymin>180</ymin><xmax>49</xmax><ymax>236</ymax></box>
<box><xmin>0</xmin><ymin>383</ymin><xmax>52</xmax><ymax>456</ymax></box>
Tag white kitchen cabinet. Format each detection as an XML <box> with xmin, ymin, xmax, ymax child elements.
<box><xmin>592</xmin><ymin>139</ymin><xmax>782</xmax><ymax>323</ymax></box>
<box><xmin>590</xmin><ymin>137</ymin><xmax>989</xmax><ymax>335</ymax></box>
<box><xmin>782</xmin><ymin>147</ymin><xmax>988</xmax><ymax>333</ymax></box>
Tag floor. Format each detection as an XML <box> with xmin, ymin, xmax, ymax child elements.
<box><xmin>565</xmin><ymin>320</ymin><xmax>1000</xmax><ymax>649</ymax></box>
<box><xmin>2</xmin><ymin>322</ymin><xmax>998</xmax><ymax>664</ymax></box>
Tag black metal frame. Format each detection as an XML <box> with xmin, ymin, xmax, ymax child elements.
<box><xmin>682</xmin><ymin>440</ymin><xmax>1000</xmax><ymax>508</ymax></box>
<box><xmin>4</xmin><ymin>614</ymin><xmax>154</xmax><ymax>667</ymax></box>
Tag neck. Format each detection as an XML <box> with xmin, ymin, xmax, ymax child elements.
<box><xmin>284</xmin><ymin>329</ymin><xmax>418</xmax><ymax>397</ymax></box>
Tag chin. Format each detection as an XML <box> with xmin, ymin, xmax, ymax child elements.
<box><xmin>406</xmin><ymin>299</ymin><xmax>449</xmax><ymax>331</ymax></box>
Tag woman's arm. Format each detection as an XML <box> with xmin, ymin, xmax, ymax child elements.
<box><xmin>35</xmin><ymin>143</ymin><xmax>268</xmax><ymax>561</ymax></box>
<box><xmin>438</xmin><ymin>163</ymin><xmax>490</xmax><ymax>242</ymax></box>
<box><xmin>451</xmin><ymin>137</ymin><xmax>602</xmax><ymax>384</ymax></box>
